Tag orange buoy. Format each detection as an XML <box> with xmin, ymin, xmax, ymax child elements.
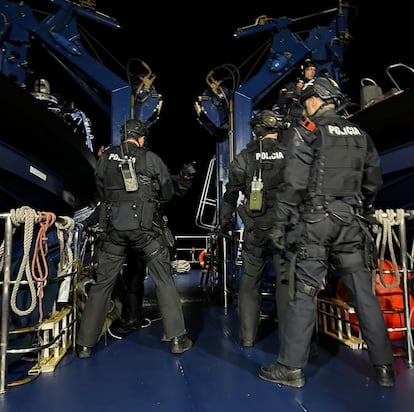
<box><xmin>198</xmin><ymin>249</ymin><xmax>209</xmax><ymax>270</ymax></box>
<box><xmin>336</xmin><ymin>259</ymin><xmax>414</xmax><ymax>340</ymax></box>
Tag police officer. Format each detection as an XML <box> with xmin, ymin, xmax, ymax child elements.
<box><xmin>259</xmin><ymin>78</ymin><xmax>395</xmax><ymax>387</ymax></box>
<box><xmin>76</xmin><ymin>119</ymin><xmax>195</xmax><ymax>357</ymax></box>
<box><xmin>116</xmin><ymin>210</ymin><xmax>179</xmax><ymax>335</ymax></box>
<box><xmin>220</xmin><ymin>110</ymin><xmax>289</xmax><ymax>347</ymax></box>
<box><xmin>276</xmin><ymin>57</ymin><xmax>317</xmax><ymax>125</ymax></box>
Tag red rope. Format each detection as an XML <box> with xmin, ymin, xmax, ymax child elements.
<box><xmin>31</xmin><ymin>211</ymin><xmax>56</xmax><ymax>322</ymax></box>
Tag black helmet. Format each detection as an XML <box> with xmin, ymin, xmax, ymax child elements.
<box><xmin>300</xmin><ymin>58</ymin><xmax>316</xmax><ymax>75</ymax></box>
<box><xmin>120</xmin><ymin>119</ymin><xmax>149</xmax><ymax>140</ymax></box>
<box><xmin>249</xmin><ymin>110</ymin><xmax>279</xmax><ymax>137</ymax></box>
<box><xmin>250</xmin><ymin>110</ymin><xmax>279</xmax><ymax>128</ymax></box>
<box><xmin>299</xmin><ymin>77</ymin><xmax>344</xmax><ymax>107</ymax></box>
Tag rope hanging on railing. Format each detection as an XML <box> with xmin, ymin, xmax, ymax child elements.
<box><xmin>374</xmin><ymin>208</ymin><xmax>403</xmax><ymax>289</ymax></box>
<box><xmin>31</xmin><ymin>211</ymin><xmax>56</xmax><ymax>322</ymax></box>
<box><xmin>55</xmin><ymin>216</ymin><xmax>75</xmax><ymax>276</ymax></box>
<box><xmin>55</xmin><ymin>216</ymin><xmax>75</xmax><ymax>305</ymax></box>
<box><xmin>77</xmin><ymin>223</ymin><xmax>90</xmax><ymax>266</ymax></box>
<box><xmin>8</xmin><ymin>206</ymin><xmax>38</xmax><ymax>316</ymax></box>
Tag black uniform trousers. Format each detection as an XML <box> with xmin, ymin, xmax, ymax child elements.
<box><xmin>121</xmin><ymin>251</ymin><xmax>147</xmax><ymax>322</ymax></box>
<box><xmin>238</xmin><ymin>227</ymin><xmax>290</xmax><ymax>343</ymax></box>
<box><xmin>77</xmin><ymin>229</ymin><xmax>185</xmax><ymax>348</ymax></box>
<box><xmin>277</xmin><ymin>210</ymin><xmax>394</xmax><ymax>369</ymax></box>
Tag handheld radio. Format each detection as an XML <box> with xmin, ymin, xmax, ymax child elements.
<box><xmin>249</xmin><ymin>139</ymin><xmax>264</xmax><ymax>211</ymax></box>
<box><xmin>120</xmin><ymin>119</ymin><xmax>139</xmax><ymax>192</ymax></box>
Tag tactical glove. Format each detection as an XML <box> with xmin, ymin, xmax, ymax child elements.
<box><xmin>180</xmin><ymin>161</ymin><xmax>197</xmax><ymax>180</ymax></box>
<box><xmin>79</xmin><ymin>220</ymin><xmax>97</xmax><ymax>238</ymax></box>
<box><xmin>220</xmin><ymin>220</ymin><xmax>235</xmax><ymax>236</ymax></box>
<box><xmin>269</xmin><ymin>225</ymin><xmax>286</xmax><ymax>251</ymax></box>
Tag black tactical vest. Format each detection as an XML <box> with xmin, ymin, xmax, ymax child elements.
<box><xmin>308</xmin><ymin>118</ymin><xmax>367</xmax><ymax>198</ymax></box>
<box><xmin>243</xmin><ymin>139</ymin><xmax>286</xmax><ymax>204</ymax></box>
<box><xmin>103</xmin><ymin>145</ymin><xmax>156</xmax><ymax>231</ymax></box>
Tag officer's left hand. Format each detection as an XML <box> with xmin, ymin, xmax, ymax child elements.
<box><xmin>219</xmin><ymin>219</ymin><xmax>235</xmax><ymax>238</ymax></box>
<box><xmin>180</xmin><ymin>161</ymin><xmax>197</xmax><ymax>180</ymax></box>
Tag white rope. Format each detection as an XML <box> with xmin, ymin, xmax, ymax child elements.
<box><xmin>9</xmin><ymin>207</ymin><xmax>38</xmax><ymax>316</ymax></box>
<box><xmin>55</xmin><ymin>216</ymin><xmax>75</xmax><ymax>277</ymax></box>
<box><xmin>374</xmin><ymin>209</ymin><xmax>401</xmax><ymax>289</ymax></box>
<box><xmin>0</xmin><ymin>241</ymin><xmax>4</xmax><ymax>273</ymax></box>
<box><xmin>171</xmin><ymin>259</ymin><xmax>191</xmax><ymax>273</ymax></box>
<box><xmin>55</xmin><ymin>216</ymin><xmax>75</xmax><ymax>303</ymax></box>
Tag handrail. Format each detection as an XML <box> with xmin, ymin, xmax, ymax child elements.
<box><xmin>0</xmin><ymin>213</ymin><xmax>13</xmax><ymax>394</ymax></box>
<box><xmin>195</xmin><ymin>156</ymin><xmax>217</xmax><ymax>231</ymax></box>
<box><xmin>386</xmin><ymin>63</ymin><xmax>414</xmax><ymax>91</ymax></box>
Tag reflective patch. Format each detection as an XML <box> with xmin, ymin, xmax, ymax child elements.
<box><xmin>108</xmin><ymin>153</ymin><xmax>136</xmax><ymax>163</ymax></box>
<box><xmin>327</xmin><ymin>125</ymin><xmax>361</xmax><ymax>136</ymax></box>
<box><xmin>255</xmin><ymin>151</ymin><xmax>284</xmax><ymax>160</ymax></box>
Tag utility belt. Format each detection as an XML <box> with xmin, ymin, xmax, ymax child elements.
<box><xmin>153</xmin><ymin>213</ymin><xmax>175</xmax><ymax>248</ymax></box>
<box><xmin>303</xmin><ymin>196</ymin><xmax>361</xmax><ymax>214</ymax></box>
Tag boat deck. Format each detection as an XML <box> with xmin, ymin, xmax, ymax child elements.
<box><xmin>2</xmin><ymin>269</ymin><xmax>414</xmax><ymax>412</ymax></box>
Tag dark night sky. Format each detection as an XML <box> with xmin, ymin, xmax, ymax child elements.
<box><xmin>36</xmin><ymin>1</ymin><xmax>411</xmax><ymax>235</ymax></box>
<box><xmin>91</xmin><ymin>1</ymin><xmax>410</xmax><ymax>235</ymax></box>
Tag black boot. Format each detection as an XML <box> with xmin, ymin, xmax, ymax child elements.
<box><xmin>117</xmin><ymin>318</ymin><xmax>142</xmax><ymax>334</ymax></box>
<box><xmin>375</xmin><ymin>364</ymin><xmax>395</xmax><ymax>387</ymax></box>
<box><xmin>76</xmin><ymin>345</ymin><xmax>92</xmax><ymax>359</ymax></box>
<box><xmin>171</xmin><ymin>334</ymin><xmax>193</xmax><ymax>354</ymax></box>
<box><xmin>259</xmin><ymin>362</ymin><xmax>305</xmax><ymax>388</ymax></box>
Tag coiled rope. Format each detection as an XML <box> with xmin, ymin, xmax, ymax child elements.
<box><xmin>0</xmin><ymin>207</ymin><xmax>58</xmax><ymax>322</ymax></box>
<box><xmin>171</xmin><ymin>259</ymin><xmax>191</xmax><ymax>273</ymax></box>
<box><xmin>374</xmin><ymin>208</ymin><xmax>405</xmax><ymax>289</ymax></box>
<box><xmin>55</xmin><ymin>216</ymin><xmax>75</xmax><ymax>277</ymax></box>
<box><xmin>55</xmin><ymin>216</ymin><xmax>76</xmax><ymax>306</ymax></box>
<box><xmin>8</xmin><ymin>207</ymin><xmax>39</xmax><ymax>317</ymax></box>
<box><xmin>31</xmin><ymin>211</ymin><xmax>56</xmax><ymax>322</ymax></box>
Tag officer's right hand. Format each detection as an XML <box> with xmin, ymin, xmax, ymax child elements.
<box><xmin>80</xmin><ymin>221</ymin><xmax>95</xmax><ymax>238</ymax></box>
<box><xmin>269</xmin><ymin>225</ymin><xmax>286</xmax><ymax>251</ymax></box>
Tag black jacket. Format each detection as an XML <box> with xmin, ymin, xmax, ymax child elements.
<box><xmin>221</xmin><ymin>137</ymin><xmax>287</xmax><ymax>231</ymax></box>
<box><xmin>274</xmin><ymin>108</ymin><xmax>383</xmax><ymax>224</ymax></box>
<box><xmin>95</xmin><ymin>142</ymin><xmax>191</xmax><ymax>231</ymax></box>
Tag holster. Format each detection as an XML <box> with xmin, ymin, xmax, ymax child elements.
<box><xmin>162</xmin><ymin>226</ymin><xmax>175</xmax><ymax>248</ymax></box>
<box><xmin>357</xmin><ymin>216</ymin><xmax>378</xmax><ymax>270</ymax></box>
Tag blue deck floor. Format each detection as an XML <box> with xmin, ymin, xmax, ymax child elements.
<box><xmin>2</xmin><ymin>269</ymin><xmax>414</xmax><ymax>412</ymax></box>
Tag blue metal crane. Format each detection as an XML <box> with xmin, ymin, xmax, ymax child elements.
<box><xmin>195</xmin><ymin>2</ymin><xmax>350</xmax><ymax>232</ymax></box>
